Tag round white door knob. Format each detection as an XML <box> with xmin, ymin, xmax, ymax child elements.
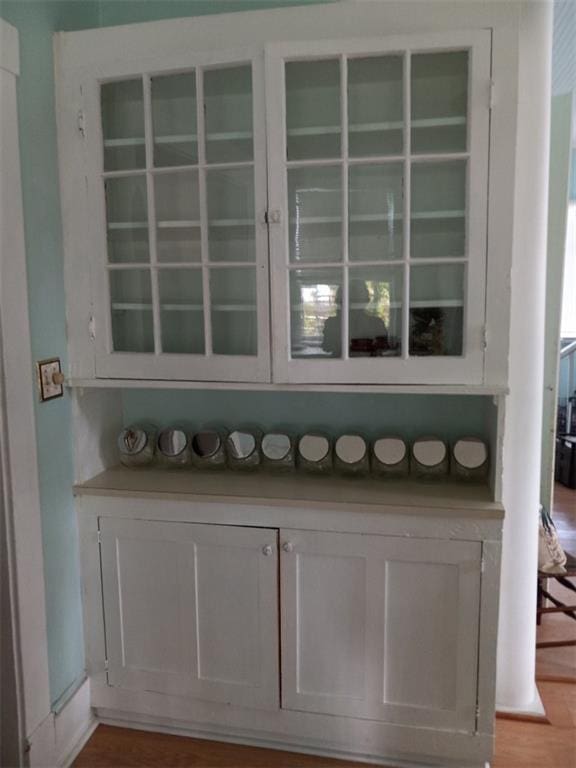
<box><xmin>262</xmin><ymin>545</ymin><xmax>273</xmax><ymax>556</ymax></box>
<box><xmin>282</xmin><ymin>542</ymin><xmax>294</xmax><ymax>553</ymax></box>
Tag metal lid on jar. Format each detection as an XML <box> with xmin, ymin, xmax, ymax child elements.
<box><xmin>453</xmin><ymin>438</ymin><xmax>487</xmax><ymax>469</ymax></box>
<box><xmin>335</xmin><ymin>435</ymin><xmax>366</xmax><ymax>464</ymax></box>
<box><xmin>227</xmin><ymin>430</ymin><xmax>256</xmax><ymax>460</ymax></box>
<box><xmin>118</xmin><ymin>427</ymin><xmax>149</xmax><ymax>456</ymax></box>
<box><xmin>373</xmin><ymin>437</ymin><xmax>406</xmax><ymax>466</ymax></box>
<box><xmin>298</xmin><ymin>434</ymin><xmax>330</xmax><ymax>463</ymax></box>
<box><xmin>157</xmin><ymin>428</ymin><xmax>189</xmax><ymax>457</ymax></box>
<box><xmin>262</xmin><ymin>433</ymin><xmax>291</xmax><ymax>461</ymax></box>
<box><xmin>192</xmin><ymin>431</ymin><xmax>222</xmax><ymax>458</ymax></box>
<box><xmin>412</xmin><ymin>438</ymin><xmax>447</xmax><ymax>467</ymax></box>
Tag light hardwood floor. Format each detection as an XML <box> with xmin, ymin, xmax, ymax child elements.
<box><xmin>73</xmin><ymin>484</ymin><xmax>576</xmax><ymax>768</ymax></box>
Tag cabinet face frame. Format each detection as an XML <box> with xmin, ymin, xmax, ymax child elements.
<box><xmin>266</xmin><ymin>32</ymin><xmax>491</xmax><ymax>384</ymax></box>
<box><xmin>81</xmin><ymin>47</ymin><xmax>271</xmax><ymax>382</ymax></box>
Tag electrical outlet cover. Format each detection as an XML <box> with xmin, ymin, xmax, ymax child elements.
<box><xmin>37</xmin><ymin>358</ymin><xmax>64</xmax><ymax>401</ymax></box>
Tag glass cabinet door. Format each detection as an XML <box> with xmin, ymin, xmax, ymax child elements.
<box><xmin>267</xmin><ymin>33</ymin><xmax>490</xmax><ymax>383</ymax></box>
<box><xmin>96</xmin><ymin>55</ymin><xmax>269</xmax><ymax>381</ymax></box>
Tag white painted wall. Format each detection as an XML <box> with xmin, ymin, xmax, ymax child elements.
<box><xmin>498</xmin><ymin>0</ymin><xmax>553</xmax><ymax>712</ymax></box>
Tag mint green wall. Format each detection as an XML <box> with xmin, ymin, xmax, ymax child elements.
<box><xmin>0</xmin><ymin>0</ymin><xmax>100</xmax><ymax>707</ymax></box>
<box><xmin>124</xmin><ymin>391</ymin><xmax>493</xmax><ymax>443</ymax></box>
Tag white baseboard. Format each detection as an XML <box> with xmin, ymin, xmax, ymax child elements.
<box><xmin>496</xmin><ymin>687</ymin><xmax>545</xmax><ymax>719</ymax></box>
<box><xmin>55</xmin><ymin>678</ymin><xmax>97</xmax><ymax>768</ymax></box>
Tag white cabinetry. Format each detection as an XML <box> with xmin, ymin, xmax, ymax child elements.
<box><xmin>100</xmin><ymin>518</ymin><xmax>279</xmax><ymax>709</ymax></box>
<box><xmin>76</xmin><ymin>469</ymin><xmax>502</xmax><ymax>768</ymax></box>
<box><xmin>280</xmin><ymin>529</ymin><xmax>481</xmax><ymax>731</ymax></box>
<box><xmin>56</xmin><ymin>16</ymin><xmax>501</xmax><ymax>387</ymax></box>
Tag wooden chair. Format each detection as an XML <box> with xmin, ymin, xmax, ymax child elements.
<box><xmin>537</xmin><ymin>551</ymin><xmax>576</xmax><ymax>649</ymax></box>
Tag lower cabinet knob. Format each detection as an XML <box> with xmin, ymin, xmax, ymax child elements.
<box><xmin>283</xmin><ymin>542</ymin><xmax>294</xmax><ymax>553</ymax></box>
<box><xmin>262</xmin><ymin>545</ymin><xmax>273</xmax><ymax>556</ymax></box>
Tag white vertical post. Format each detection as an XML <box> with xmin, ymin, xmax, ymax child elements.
<box><xmin>497</xmin><ymin>0</ymin><xmax>553</xmax><ymax>712</ymax></box>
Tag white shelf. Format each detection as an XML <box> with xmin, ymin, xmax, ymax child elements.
<box><xmin>289</xmin><ymin>212</ymin><xmax>464</xmax><ymax>226</ymax></box>
<box><xmin>104</xmin><ymin>131</ymin><xmax>252</xmax><ymax>148</ymax></box>
<box><xmin>209</xmin><ymin>219</ymin><xmax>254</xmax><ymax>227</ymax></box>
<box><xmin>65</xmin><ymin>377</ymin><xmax>509</xmax><ymax>396</ymax></box>
<box><xmin>112</xmin><ymin>302</ymin><xmax>255</xmax><ymax>312</ymax></box>
<box><xmin>104</xmin><ymin>118</ymin><xmax>466</xmax><ymax>148</ymax></box>
<box><xmin>157</xmin><ymin>220</ymin><xmax>201</xmax><ymax>229</ymax></box>
<box><xmin>412</xmin><ymin>210</ymin><xmax>465</xmax><ymax>221</ymax></box>
<box><xmin>286</xmin><ymin>116</ymin><xmax>466</xmax><ymax>138</ymax></box>
<box><xmin>108</xmin><ymin>222</ymin><xmax>148</xmax><ymax>230</ymax></box>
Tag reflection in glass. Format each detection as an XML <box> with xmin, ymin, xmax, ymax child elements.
<box><xmin>290</xmin><ymin>269</ymin><xmax>342</xmax><ymax>359</ymax></box>
<box><xmin>157</xmin><ymin>428</ymin><xmax>189</xmax><ymax>457</ymax></box>
<box><xmin>101</xmin><ymin>79</ymin><xmax>145</xmax><ymax>171</ymax></box>
<box><xmin>288</xmin><ymin>166</ymin><xmax>341</xmax><ymax>263</ymax></box>
<box><xmin>227</xmin><ymin>430</ymin><xmax>256</xmax><ymax>459</ymax></box>
<box><xmin>109</xmin><ymin>269</ymin><xmax>154</xmax><ymax>352</ymax></box>
<box><xmin>409</xmin><ymin>263</ymin><xmax>465</xmax><ymax>356</ymax></box>
<box><xmin>347</xmin><ymin>268</ymin><xmax>402</xmax><ymax>357</ymax></box>
<box><xmin>207</xmin><ymin>168</ymin><xmax>255</xmax><ymax>262</ymax></box>
<box><xmin>158</xmin><ymin>268</ymin><xmax>204</xmax><ymax>354</ymax></box>
<box><xmin>349</xmin><ymin>164</ymin><xmax>403</xmax><ymax>261</ymax></box>
<box><xmin>151</xmin><ymin>72</ymin><xmax>197</xmax><ymax>167</ymax></box>
<box><xmin>348</xmin><ymin>55</ymin><xmax>403</xmax><ymax>157</ymax></box>
<box><xmin>210</xmin><ymin>267</ymin><xmax>257</xmax><ymax>355</ymax></box>
<box><xmin>192</xmin><ymin>431</ymin><xmax>222</xmax><ymax>458</ymax></box>
<box><xmin>411</xmin><ymin>161</ymin><xmax>466</xmax><ymax>259</ymax></box>
<box><xmin>411</xmin><ymin>51</ymin><xmax>468</xmax><ymax>154</ymax></box>
<box><xmin>262</xmin><ymin>433</ymin><xmax>291</xmax><ymax>461</ymax></box>
<box><xmin>286</xmin><ymin>59</ymin><xmax>340</xmax><ymax>160</ymax></box>
<box><xmin>204</xmin><ymin>65</ymin><xmax>253</xmax><ymax>163</ymax></box>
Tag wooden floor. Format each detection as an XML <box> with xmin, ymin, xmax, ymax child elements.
<box><xmin>74</xmin><ymin>484</ymin><xmax>576</xmax><ymax>768</ymax></box>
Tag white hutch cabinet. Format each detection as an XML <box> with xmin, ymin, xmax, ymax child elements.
<box><xmin>54</xmin><ymin>2</ymin><xmax>523</xmax><ymax>766</ymax></box>
<box><xmin>57</xmin><ymin>19</ymin><xmax>503</xmax><ymax>387</ymax></box>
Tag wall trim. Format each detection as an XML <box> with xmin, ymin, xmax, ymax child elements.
<box><xmin>0</xmin><ymin>16</ymin><xmax>52</xmax><ymax>759</ymax></box>
<box><xmin>0</xmin><ymin>18</ymin><xmax>19</xmax><ymax>76</ymax></box>
<box><xmin>55</xmin><ymin>678</ymin><xmax>96</xmax><ymax>768</ymax></box>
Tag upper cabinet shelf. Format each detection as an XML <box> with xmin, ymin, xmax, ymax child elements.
<box><xmin>57</xmin><ymin>29</ymin><xmax>493</xmax><ymax>386</ymax></box>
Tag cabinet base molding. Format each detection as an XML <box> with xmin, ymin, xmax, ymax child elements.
<box><xmin>91</xmin><ymin>686</ymin><xmax>492</xmax><ymax>768</ymax></box>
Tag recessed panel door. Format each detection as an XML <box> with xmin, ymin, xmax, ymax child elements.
<box><xmin>280</xmin><ymin>529</ymin><xmax>481</xmax><ymax>731</ymax></box>
<box><xmin>100</xmin><ymin>518</ymin><xmax>279</xmax><ymax>709</ymax></box>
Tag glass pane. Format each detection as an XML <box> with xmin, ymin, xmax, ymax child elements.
<box><xmin>349</xmin><ymin>164</ymin><xmax>403</xmax><ymax>261</ymax></box>
<box><xmin>290</xmin><ymin>268</ymin><xmax>342</xmax><ymax>358</ymax></box>
<box><xmin>151</xmin><ymin>72</ymin><xmax>197</xmax><ymax>167</ymax></box>
<box><xmin>286</xmin><ymin>60</ymin><xmax>340</xmax><ymax>160</ymax></box>
<box><xmin>210</xmin><ymin>267</ymin><xmax>257</xmax><ymax>355</ymax></box>
<box><xmin>101</xmin><ymin>80</ymin><xmax>145</xmax><ymax>171</ymax></box>
<box><xmin>105</xmin><ymin>176</ymin><xmax>149</xmax><ymax>263</ymax></box>
<box><xmin>154</xmin><ymin>171</ymin><xmax>201</xmax><ymax>263</ymax></box>
<box><xmin>288</xmin><ymin>166</ymin><xmax>342</xmax><ymax>263</ymax></box>
<box><xmin>158</xmin><ymin>268</ymin><xmax>204</xmax><ymax>354</ymax></box>
<box><xmin>204</xmin><ymin>65</ymin><xmax>253</xmax><ymax>163</ymax></box>
<box><xmin>348</xmin><ymin>267</ymin><xmax>402</xmax><ymax>356</ymax></box>
<box><xmin>411</xmin><ymin>161</ymin><xmax>466</xmax><ymax>259</ymax></box>
<box><xmin>409</xmin><ymin>263</ymin><xmax>465</xmax><ymax>356</ymax></box>
<box><xmin>109</xmin><ymin>269</ymin><xmax>153</xmax><ymax>352</ymax></box>
<box><xmin>411</xmin><ymin>51</ymin><xmax>468</xmax><ymax>154</ymax></box>
<box><xmin>348</xmin><ymin>56</ymin><xmax>403</xmax><ymax>157</ymax></box>
<box><xmin>207</xmin><ymin>168</ymin><xmax>255</xmax><ymax>262</ymax></box>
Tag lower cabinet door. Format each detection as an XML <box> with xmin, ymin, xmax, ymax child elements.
<box><xmin>280</xmin><ymin>529</ymin><xmax>481</xmax><ymax>732</ymax></box>
<box><xmin>100</xmin><ymin>518</ymin><xmax>279</xmax><ymax>709</ymax></box>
